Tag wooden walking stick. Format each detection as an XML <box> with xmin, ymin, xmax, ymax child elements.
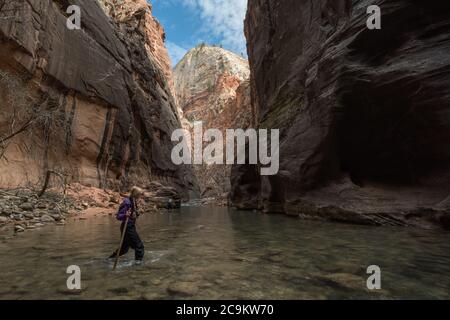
<box><xmin>113</xmin><ymin>214</ymin><xmax>130</xmax><ymax>271</ymax></box>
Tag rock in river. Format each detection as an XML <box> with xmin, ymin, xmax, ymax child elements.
<box><xmin>40</xmin><ymin>215</ymin><xmax>55</xmax><ymax>223</ymax></box>
<box><xmin>19</xmin><ymin>203</ymin><xmax>34</xmax><ymax>211</ymax></box>
<box><xmin>167</xmin><ymin>282</ymin><xmax>199</xmax><ymax>297</ymax></box>
<box><xmin>14</xmin><ymin>225</ymin><xmax>25</xmax><ymax>233</ymax></box>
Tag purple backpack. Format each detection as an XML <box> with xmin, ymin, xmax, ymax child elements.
<box><xmin>116</xmin><ymin>198</ymin><xmax>131</xmax><ymax>221</ymax></box>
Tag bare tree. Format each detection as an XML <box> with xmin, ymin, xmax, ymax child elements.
<box><xmin>0</xmin><ymin>69</ymin><xmax>69</xmax><ymax>196</ymax></box>
<box><xmin>38</xmin><ymin>169</ymin><xmax>69</xmax><ymax>199</ymax></box>
<box><xmin>0</xmin><ymin>70</ymin><xmax>32</xmax><ymax>160</ymax></box>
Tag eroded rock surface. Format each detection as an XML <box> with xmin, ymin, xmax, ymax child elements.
<box><xmin>0</xmin><ymin>0</ymin><xmax>196</xmax><ymax>198</ymax></box>
<box><xmin>232</xmin><ymin>0</ymin><xmax>450</xmax><ymax>228</ymax></box>
<box><xmin>98</xmin><ymin>0</ymin><xmax>175</xmax><ymax>94</ymax></box>
<box><xmin>174</xmin><ymin>45</ymin><xmax>253</xmax><ymax>199</ymax></box>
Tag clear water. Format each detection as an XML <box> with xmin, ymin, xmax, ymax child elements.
<box><xmin>0</xmin><ymin>207</ymin><xmax>449</xmax><ymax>300</ymax></box>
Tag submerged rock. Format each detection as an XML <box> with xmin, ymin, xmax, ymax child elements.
<box><xmin>14</xmin><ymin>225</ymin><xmax>25</xmax><ymax>233</ymax></box>
<box><xmin>318</xmin><ymin>273</ymin><xmax>365</xmax><ymax>291</ymax></box>
<box><xmin>167</xmin><ymin>282</ymin><xmax>199</xmax><ymax>297</ymax></box>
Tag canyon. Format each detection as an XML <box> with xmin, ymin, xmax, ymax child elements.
<box><xmin>0</xmin><ymin>0</ymin><xmax>449</xmax><ymax>230</ymax></box>
<box><xmin>174</xmin><ymin>45</ymin><xmax>253</xmax><ymax>200</ymax></box>
<box><xmin>0</xmin><ymin>0</ymin><xmax>450</xmax><ymax>302</ymax></box>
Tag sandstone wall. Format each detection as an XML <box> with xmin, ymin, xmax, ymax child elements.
<box><xmin>174</xmin><ymin>45</ymin><xmax>253</xmax><ymax>199</ymax></box>
<box><xmin>0</xmin><ymin>0</ymin><xmax>196</xmax><ymax>198</ymax></box>
<box><xmin>98</xmin><ymin>0</ymin><xmax>175</xmax><ymax>94</ymax></box>
<box><xmin>232</xmin><ymin>0</ymin><xmax>450</xmax><ymax>227</ymax></box>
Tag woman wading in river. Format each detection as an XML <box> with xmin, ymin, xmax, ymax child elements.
<box><xmin>109</xmin><ymin>186</ymin><xmax>145</xmax><ymax>264</ymax></box>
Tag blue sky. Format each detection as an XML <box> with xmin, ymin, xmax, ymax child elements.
<box><xmin>150</xmin><ymin>0</ymin><xmax>248</xmax><ymax>67</ymax></box>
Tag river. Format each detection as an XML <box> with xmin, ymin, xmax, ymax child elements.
<box><xmin>0</xmin><ymin>206</ymin><xmax>449</xmax><ymax>299</ymax></box>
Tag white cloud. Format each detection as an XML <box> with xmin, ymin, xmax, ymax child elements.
<box><xmin>181</xmin><ymin>0</ymin><xmax>248</xmax><ymax>56</ymax></box>
<box><xmin>151</xmin><ymin>0</ymin><xmax>248</xmax><ymax>64</ymax></box>
<box><xmin>166</xmin><ymin>41</ymin><xmax>188</xmax><ymax>66</ymax></box>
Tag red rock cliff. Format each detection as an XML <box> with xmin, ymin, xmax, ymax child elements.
<box><xmin>99</xmin><ymin>0</ymin><xmax>175</xmax><ymax>94</ymax></box>
<box><xmin>174</xmin><ymin>45</ymin><xmax>253</xmax><ymax>199</ymax></box>
<box><xmin>0</xmin><ymin>0</ymin><xmax>195</xmax><ymax>198</ymax></box>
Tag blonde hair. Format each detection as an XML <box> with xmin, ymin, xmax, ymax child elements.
<box><xmin>130</xmin><ymin>186</ymin><xmax>144</xmax><ymax>199</ymax></box>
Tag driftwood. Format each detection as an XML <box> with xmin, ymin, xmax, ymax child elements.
<box><xmin>38</xmin><ymin>170</ymin><xmax>68</xmax><ymax>198</ymax></box>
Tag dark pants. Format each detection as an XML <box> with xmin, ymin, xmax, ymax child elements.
<box><xmin>110</xmin><ymin>222</ymin><xmax>145</xmax><ymax>261</ymax></box>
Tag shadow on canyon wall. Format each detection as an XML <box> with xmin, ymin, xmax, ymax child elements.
<box><xmin>230</xmin><ymin>0</ymin><xmax>450</xmax><ymax>228</ymax></box>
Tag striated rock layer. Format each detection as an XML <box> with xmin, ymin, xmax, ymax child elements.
<box><xmin>174</xmin><ymin>45</ymin><xmax>253</xmax><ymax>199</ymax></box>
<box><xmin>232</xmin><ymin>0</ymin><xmax>450</xmax><ymax>228</ymax></box>
<box><xmin>0</xmin><ymin>0</ymin><xmax>196</xmax><ymax>198</ymax></box>
<box><xmin>98</xmin><ymin>0</ymin><xmax>175</xmax><ymax>94</ymax></box>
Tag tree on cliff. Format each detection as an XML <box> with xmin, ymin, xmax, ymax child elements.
<box><xmin>0</xmin><ymin>69</ymin><xmax>72</xmax><ymax>195</ymax></box>
<box><xmin>0</xmin><ymin>70</ymin><xmax>31</xmax><ymax>159</ymax></box>
<box><xmin>0</xmin><ymin>70</ymin><xmax>67</xmax><ymax>166</ymax></box>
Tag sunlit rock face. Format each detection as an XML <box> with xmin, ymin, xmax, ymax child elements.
<box><xmin>0</xmin><ymin>0</ymin><xmax>196</xmax><ymax>199</ymax></box>
<box><xmin>174</xmin><ymin>45</ymin><xmax>254</xmax><ymax>200</ymax></box>
<box><xmin>98</xmin><ymin>0</ymin><xmax>175</xmax><ymax>94</ymax></box>
<box><xmin>231</xmin><ymin>0</ymin><xmax>450</xmax><ymax>227</ymax></box>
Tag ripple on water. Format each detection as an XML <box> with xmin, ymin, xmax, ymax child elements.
<box><xmin>0</xmin><ymin>207</ymin><xmax>450</xmax><ymax>299</ymax></box>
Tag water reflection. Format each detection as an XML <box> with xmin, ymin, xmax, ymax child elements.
<box><xmin>0</xmin><ymin>207</ymin><xmax>449</xmax><ymax>299</ymax></box>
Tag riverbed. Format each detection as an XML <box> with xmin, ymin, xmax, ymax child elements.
<box><xmin>0</xmin><ymin>207</ymin><xmax>449</xmax><ymax>299</ymax></box>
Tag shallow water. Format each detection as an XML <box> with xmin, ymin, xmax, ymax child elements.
<box><xmin>0</xmin><ymin>206</ymin><xmax>449</xmax><ymax>300</ymax></box>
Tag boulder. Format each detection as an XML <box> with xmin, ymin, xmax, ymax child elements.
<box><xmin>40</xmin><ymin>215</ymin><xmax>55</xmax><ymax>223</ymax></box>
<box><xmin>19</xmin><ymin>203</ymin><xmax>34</xmax><ymax>211</ymax></box>
<box><xmin>167</xmin><ymin>282</ymin><xmax>199</xmax><ymax>297</ymax></box>
<box><xmin>14</xmin><ymin>225</ymin><xmax>25</xmax><ymax>233</ymax></box>
<box><xmin>1</xmin><ymin>208</ymin><xmax>12</xmax><ymax>216</ymax></box>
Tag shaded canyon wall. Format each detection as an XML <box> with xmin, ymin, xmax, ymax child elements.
<box><xmin>231</xmin><ymin>0</ymin><xmax>450</xmax><ymax>228</ymax></box>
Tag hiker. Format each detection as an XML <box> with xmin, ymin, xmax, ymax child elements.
<box><xmin>109</xmin><ymin>186</ymin><xmax>145</xmax><ymax>263</ymax></box>
<box><xmin>166</xmin><ymin>198</ymin><xmax>174</xmax><ymax>210</ymax></box>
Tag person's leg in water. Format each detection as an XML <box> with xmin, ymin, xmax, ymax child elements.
<box><xmin>128</xmin><ymin>224</ymin><xmax>145</xmax><ymax>262</ymax></box>
<box><xmin>109</xmin><ymin>222</ymin><xmax>130</xmax><ymax>259</ymax></box>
